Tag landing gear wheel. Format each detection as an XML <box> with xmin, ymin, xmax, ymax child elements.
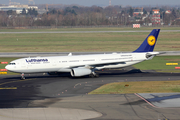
<box><xmin>89</xmin><ymin>74</ymin><xmax>94</xmax><ymax>78</ymax></box>
<box><xmin>89</xmin><ymin>73</ymin><xmax>99</xmax><ymax>78</ymax></box>
<box><xmin>21</xmin><ymin>76</ymin><xmax>25</xmax><ymax>80</ymax></box>
<box><xmin>94</xmin><ymin>74</ymin><xmax>99</xmax><ymax>77</ymax></box>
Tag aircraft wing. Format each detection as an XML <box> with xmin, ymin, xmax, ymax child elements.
<box><xmin>63</xmin><ymin>61</ymin><xmax>127</xmax><ymax>69</ymax></box>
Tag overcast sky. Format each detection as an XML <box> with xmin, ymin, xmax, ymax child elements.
<box><xmin>1</xmin><ymin>0</ymin><xmax>180</xmax><ymax>6</ymax></box>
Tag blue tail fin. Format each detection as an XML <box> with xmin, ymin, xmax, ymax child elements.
<box><xmin>133</xmin><ymin>29</ymin><xmax>160</xmax><ymax>52</ymax></box>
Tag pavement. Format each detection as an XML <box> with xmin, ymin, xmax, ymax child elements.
<box><xmin>0</xmin><ymin>69</ymin><xmax>180</xmax><ymax>120</ymax></box>
<box><xmin>138</xmin><ymin>93</ymin><xmax>180</xmax><ymax>108</ymax></box>
<box><xmin>0</xmin><ymin>108</ymin><xmax>101</xmax><ymax>120</ymax></box>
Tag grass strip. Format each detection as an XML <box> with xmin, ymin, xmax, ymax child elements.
<box><xmin>0</xmin><ymin>57</ymin><xmax>20</xmax><ymax>75</ymax></box>
<box><xmin>133</xmin><ymin>56</ymin><xmax>180</xmax><ymax>70</ymax></box>
<box><xmin>0</xmin><ymin>31</ymin><xmax>180</xmax><ymax>52</ymax></box>
<box><xmin>89</xmin><ymin>80</ymin><xmax>180</xmax><ymax>94</ymax></box>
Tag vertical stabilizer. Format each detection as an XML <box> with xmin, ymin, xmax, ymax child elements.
<box><xmin>133</xmin><ymin>29</ymin><xmax>160</xmax><ymax>52</ymax></box>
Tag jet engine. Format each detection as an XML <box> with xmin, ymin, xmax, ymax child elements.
<box><xmin>70</xmin><ymin>68</ymin><xmax>92</xmax><ymax>77</ymax></box>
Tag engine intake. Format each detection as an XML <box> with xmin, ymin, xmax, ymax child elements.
<box><xmin>71</xmin><ymin>68</ymin><xmax>92</xmax><ymax>77</ymax></box>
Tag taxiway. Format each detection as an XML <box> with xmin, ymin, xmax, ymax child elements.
<box><xmin>0</xmin><ymin>69</ymin><xmax>180</xmax><ymax>120</ymax></box>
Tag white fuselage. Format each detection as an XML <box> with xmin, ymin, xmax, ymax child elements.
<box><xmin>5</xmin><ymin>52</ymin><xmax>148</xmax><ymax>74</ymax></box>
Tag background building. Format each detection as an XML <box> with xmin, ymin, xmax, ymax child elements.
<box><xmin>0</xmin><ymin>4</ymin><xmax>38</xmax><ymax>14</ymax></box>
<box><xmin>151</xmin><ymin>9</ymin><xmax>161</xmax><ymax>25</ymax></box>
<box><xmin>133</xmin><ymin>7</ymin><xmax>143</xmax><ymax>16</ymax></box>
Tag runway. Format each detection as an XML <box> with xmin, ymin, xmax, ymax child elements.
<box><xmin>0</xmin><ymin>30</ymin><xmax>180</xmax><ymax>34</ymax></box>
<box><xmin>0</xmin><ymin>69</ymin><xmax>180</xmax><ymax>120</ymax></box>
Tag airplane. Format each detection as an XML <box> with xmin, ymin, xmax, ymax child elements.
<box><xmin>5</xmin><ymin>29</ymin><xmax>160</xmax><ymax>80</ymax></box>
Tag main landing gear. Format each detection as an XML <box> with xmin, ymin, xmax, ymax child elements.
<box><xmin>21</xmin><ymin>73</ymin><xmax>25</xmax><ymax>80</ymax></box>
<box><xmin>89</xmin><ymin>72</ymin><xmax>99</xmax><ymax>78</ymax></box>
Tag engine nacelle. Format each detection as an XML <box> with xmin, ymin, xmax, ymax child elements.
<box><xmin>70</xmin><ymin>68</ymin><xmax>92</xmax><ymax>77</ymax></box>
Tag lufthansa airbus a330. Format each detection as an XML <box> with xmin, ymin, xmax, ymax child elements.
<box><xmin>6</xmin><ymin>29</ymin><xmax>160</xmax><ymax>79</ymax></box>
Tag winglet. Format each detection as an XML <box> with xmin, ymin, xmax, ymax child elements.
<box><xmin>133</xmin><ymin>29</ymin><xmax>160</xmax><ymax>52</ymax></box>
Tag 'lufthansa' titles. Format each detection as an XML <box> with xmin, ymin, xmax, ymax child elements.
<box><xmin>147</xmin><ymin>35</ymin><xmax>156</xmax><ymax>46</ymax></box>
<box><xmin>26</xmin><ymin>59</ymin><xmax>48</xmax><ymax>63</ymax></box>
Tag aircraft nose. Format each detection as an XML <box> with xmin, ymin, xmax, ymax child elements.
<box><xmin>5</xmin><ymin>65</ymin><xmax>9</xmax><ymax>70</ymax></box>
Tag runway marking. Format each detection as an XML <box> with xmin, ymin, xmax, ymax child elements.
<box><xmin>134</xmin><ymin>93</ymin><xmax>159</xmax><ymax>108</ymax></box>
<box><xmin>74</xmin><ymin>79</ymin><xmax>127</xmax><ymax>88</ymax></box>
<box><xmin>0</xmin><ymin>79</ymin><xmax>33</xmax><ymax>87</ymax></box>
<box><xmin>0</xmin><ymin>87</ymin><xmax>17</xmax><ymax>90</ymax></box>
<box><xmin>74</xmin><ymin>82</ymin><xmax>86</xmax><ymax>88</ymax></box>
<box><xmin>135</xmin><ymin>93</ymin><xmax>180</xmax><ymax>110</ymax></box>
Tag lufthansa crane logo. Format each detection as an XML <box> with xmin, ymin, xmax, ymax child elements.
<box><xmin>147</xmin><ymin>35</ymin><xmax>156</xmax><ymax>46</ymax></box>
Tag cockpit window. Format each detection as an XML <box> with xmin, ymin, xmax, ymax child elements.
<box><xmin>9</xmin><ymin>63</ymin><xmax>16</xmax><ymax>65</ymax></box>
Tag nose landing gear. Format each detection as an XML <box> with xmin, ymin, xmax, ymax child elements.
<box><xmin>21</xmin><ymin>73</ymin><xmax>25</xmax><ymax>80</ymax></box>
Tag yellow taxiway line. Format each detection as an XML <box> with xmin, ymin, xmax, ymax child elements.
<box><xmin>0</xmin><ymin>87</ymin><xmax>17</xmax><ymax>90</ymax></box>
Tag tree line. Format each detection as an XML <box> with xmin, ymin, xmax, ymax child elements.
<box><xmin>0</xmin><ymin>5</ymin><xmax>180</xmax><ymax>27</ymax></box>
